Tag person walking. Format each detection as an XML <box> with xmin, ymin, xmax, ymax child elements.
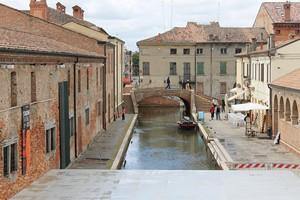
<box><xmin>122</xmin><ymin>107</ymin><xmax>126</xmax><ymax>120</ymax></box>
<box><xmin>210</xmin><ymin>104</ymin><xmax>215</xmax><ymax>120</ymax></box>
<box><xmin>216</xmin><ymin>106</ymin><xmax>221</xmax><ymax>120</ymax></box>
<box><xmin>166</xmin><ymin>77</ymin><xmax>171</xmax><ymax>89</ymax></box>
<box><xmin>222</xmin><ymin>99</ymin><xmax>226</xmax><ymax>112</ymax></box>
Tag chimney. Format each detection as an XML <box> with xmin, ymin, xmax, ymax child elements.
<box><xmin>56</xmin><ymin>2</ymin><xmax>66</xmax><ymax>13</ymax></box>
<box><xmin>72</xmin><ymin>5</ymin><xmax>84</xmax><ymax>20</ymax></box>
<box><xmin>251</xmin><ymin>38</ymin><xmax>257</xmax><ymax>51</ymax></box>
<box><xmin>29</xmin><ymin>0</ymin><xmax>48</xmax><ymax>20</ymax></box>
<box><xmin>284</xmin><ymin>1</ymin><xmax>291</xmax><ymax>22</ymax></box>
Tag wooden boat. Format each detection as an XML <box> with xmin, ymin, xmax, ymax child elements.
<box><xmin>177</xmin><ymin>116</ymin><xmax>197</xmax><ymax>129</ymax></box>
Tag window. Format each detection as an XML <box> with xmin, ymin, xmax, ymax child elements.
<box><xmin>169</xmin><ymin>62</ymin><xmax>177</xmax><ymax>75</ymax></box>
<box><xmin>78</xmin><ymin>70</ymin><xmax>81</xmax><ymax>93</ymax></box>
<box><xmin>220</xmin><ymin>62</ymin><xmax>227</xmax><ymax>75</ymax></box>
<box><xmin>220</xmin><ymin>82</ymin><xmax>227</xmax><ymax>94</ymax></box>
<box><xmin>69</xmin><ymin>117</ymin><xmax>74</xmax><ymax>137</ymax></box>
<box><xmin>97</xmin><ymin>101</ymin><xmax>101</xmax><ymax>116</ymax></box>
<box><xmin>67</xmin><ymin>70</ymin><xmax>70</xmax><ymax>96</ymax></box>
<box><xmin>235</xmin><ymin>48</ymin><xmax>242</xmax><ymax>54</ymax></box>
<box><xmin>197</xmin><ymin>62</ymin><xmax>204</xmax><ymax>75</ymax></box>
<box><xmin>196</xmin><ymin>48</ymin><xmax>203</xmax><ymax>55</ymax></box>
<box><xmin>254</xmin><ymin>64</ymin><xmax>257</xmax><ymax>80</ymax></box>
<box><xmin>221</xmin><ymin>48</ymin><xmax>227</xmax><ymax>54</ymax></box>
<box><xmin>11</xmin><ymin>72</ymin><xmax>17</xmax><ymax>107</ymax></box>
<box><xmin>86</xmin><ymin>68</ymin><xmax>89</xmax><ymax>91</ymax></box>
<box><xmin>143</xmin><ymin>62</ymin><xmax>150</xmax><ymax>75</ymax></box>
<box><xmin>31</xmin><ymin>72</ymin><xmax>37</xmax><ymax>102</ymax></box>
<box><xmin>276</xmin><ymin>29</ymin><xmax>281</xmax><ymax>35</ymax></box>
<box><xmin>3</xmin><ymin>143</ymin><xmax>18</xmax><ymax>177</ymax></box>
<box><xmin>261</xmin><ymin>64</ymin><xmax>265</xmax><ymax>82</ymax></box>
<box><xmin>183</xmin><ymin>48</ymin><xmax>190</xmax><ymax>55</ymax></box>
<box><xmin>85</xmin><ymin>108</ymin><xmax>90</xmax><ymax>126</ymax></box>
<box><xmin>170</xmin><ymin>48</ymin><xmax>177</xmax><ymax>55</ymax></box>
<box><xmin>45</xmin><ymin>127</ymin><xmax>55</xmax><ymax>154</ymax></box>
<box><xmin>296</xmin><ymin>29</ymin><xmax>300</xmax><ymax>35</ymax></box>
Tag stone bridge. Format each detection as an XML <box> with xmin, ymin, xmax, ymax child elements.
<box><xmin>131</xmin><ymin>87</ymin><xmax>196</xmax><ymax>115</ymax></box>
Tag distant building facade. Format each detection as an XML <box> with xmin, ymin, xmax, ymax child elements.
<box><xmin>137</xmin><ymin>22</ymin><xmax>267</xmax><ymax>99</ymax></box>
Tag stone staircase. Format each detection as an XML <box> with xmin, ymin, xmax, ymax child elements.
<box><xmin>195</xmin><ymin>94</ymin><xmax>212</xmax><ymax>112</ymax></box>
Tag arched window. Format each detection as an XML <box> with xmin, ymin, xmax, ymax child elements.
<box><xmin>274</xmin><ymin>95</ymin><xmax>278</xmax><ymax>112</ymax></box>
<box><xmin>31</xmin><ymin>72</ymin><xmax>37</xmax><ymax>102</ymax></box>
<box><xmin>292</xmin><ymin>101</ymin><xmax>299</xmax><ymax>125</ymax></box>
<box><xmin>273</xmin><ymin>95</ymin><xmax>279</xmax><ymax>136</ymax></box>
<box><xmin>279</xmin><ymin>97</ymin><xmax>284</xmax><ymax>119</ymax></box>
<box><xmin>285</xmin><ymin>98</ymin><xmax>291</xmax><ymax>121</ymax></box>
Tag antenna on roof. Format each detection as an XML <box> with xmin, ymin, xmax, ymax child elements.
<box><xmin>217</xmin><ymin>0</ymin><xmax>221</xmax><ymax>22</ymax></box>
<box><xmin>170</xmin><ymin>0</ymin><xmax>174</xmax><ymax>28</ymax></box>
<box><xmin>161</xmin><ymin>0</ymin><xmax>166</xmax><ymax>30</ymax></box>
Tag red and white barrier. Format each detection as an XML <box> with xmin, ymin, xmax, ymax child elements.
<box><xmin>234</xmin><ymin>163</ymin><xmax>266</xmax><ymax>169</ymax></box>
<box><xmin>230</xmin><ymin>163</ymin><xmax>300</xmax><ymax>170</ymax></box>
<box><xmin>272</xmin><ymin>163</ymin><xmax>300</xmax><ymax>170</ymax></box>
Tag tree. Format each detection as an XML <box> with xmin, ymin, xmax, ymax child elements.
<box><xmin>132</xmin><ymin>52</ymin><xmax>139</xmax><ymax>65</ymax></box>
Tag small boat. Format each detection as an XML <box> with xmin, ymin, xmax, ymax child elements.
<box><xmin>177</xmin><ymin>116</ymin><xmax>197</xmax><ymax>129</ymax></box>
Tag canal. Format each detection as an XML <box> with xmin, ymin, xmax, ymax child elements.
<box><xmin>123</xmin><ymin>107</ymin><xmax>216</xmax><ymax>170</ymax></box>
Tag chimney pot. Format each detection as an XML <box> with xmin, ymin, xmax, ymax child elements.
<box><xmin>29</xmin><ymin>0</ymin><xmax>48</xmax><ymax>20</ymax></box>
<box><xmin>284</xmin><ymin>1</ymin><xmax>291</xmax><ymax>22</ymax></box>
<box><xmin>73</xmin><ymin>5</ymin><xmax>84</xmax><ymax>20</ymax></box>
<box><xmin>56</xmin><ymin>2</ymin><xmax>66</xmax><ymax>13</ymax></box>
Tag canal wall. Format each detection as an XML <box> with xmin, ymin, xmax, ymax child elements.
<box><xmin>192</xmin><ymin>113</ymin><xmax>233</xmax><ymax>170</ymax></box>
<box><xmin>111</xmin><ymin>114</ymin><xmax>138</xmax><ymax>169</ymax></box>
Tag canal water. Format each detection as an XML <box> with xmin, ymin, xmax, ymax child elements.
<box><xmin>123</xmin><ymin>107</ymin><xmax>216</xmax><ymax>170</ymax></box>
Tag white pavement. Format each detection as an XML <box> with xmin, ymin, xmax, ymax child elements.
<box><xmin>204</xmin><ymin>113</ymin><xmax>300</xmax><ymax>164</ymax></box>
<box><xmin>12</xmin><ymin>170</ymin><xmax>300</xmax><ymax>200</ymax></box>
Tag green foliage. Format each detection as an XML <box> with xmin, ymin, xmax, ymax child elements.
<box><xmin>132</xmin><ymin>52</ymin><xmax>139</xmax><ymax>65</ymax></box>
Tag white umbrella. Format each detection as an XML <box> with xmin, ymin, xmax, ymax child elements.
<box><xmin>231</xmin><ymin>103</ymin><xmax>269</xmax><ymax>112</ymax></box>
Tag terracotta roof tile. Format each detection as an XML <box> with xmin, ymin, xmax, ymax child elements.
<box><xmin>137</xmin><ymin>22</ymin><xmax>267</xmax><ymax>45</ymax></box>
<box><xmin>262</xmin><ymin>2</ymin><xmax>300</xmax><ymax>23</ymax></box>
<box><xmin>0</xmin><ymin>27</ymin><xmax>100</xmax><ymax>57</ymax></box>
<box><xmin>271</xmin><ymin>68</ymin><xmax>300</xmax><ymax>90</ymax></box>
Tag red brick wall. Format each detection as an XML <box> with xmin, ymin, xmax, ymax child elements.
<box><xmin>273</xmin><ymin>24</ymin><xmax>300</xmax><ymax>42</ymax></box>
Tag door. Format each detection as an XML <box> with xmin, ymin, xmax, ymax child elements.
<box><xmin>59</xmin><ymin>81</ymin><xmax>71</xmax><ymax>169</ymax></box>
<box><xmin>183</xmin><ymin>63</ymin><xmax>191</xmax><ymax>81</ymax></box>
<box><xmin>197</xmin><ymin>82</ymin><xmax>204</xmax><ymax>95</ymax></box>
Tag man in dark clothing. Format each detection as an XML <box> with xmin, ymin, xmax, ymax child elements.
<box><xmin>210</xmin><ymin>104</ymin><xmax>215</xmax><ymax>120</ymax></box>
<box><xmin>222</xmin><ymin>99</ymin><xmax>226</xmax><ymax>112</ymax></box>
<box><xmin>166</xmin><ymin>77</ymin><xmax>171</xmax><ymax>89</ymax></box>
<box><xmin>216</xmin><ymin>106</ymin><xmax>221</xmax><ymax>120</ymax></box>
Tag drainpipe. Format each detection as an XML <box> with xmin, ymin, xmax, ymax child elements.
<box><xmin>194</xmin><ymin>45</ymin><xmax>197</xmax><ymax>93</ymax></box>
<box><xmin>113</xmin><ymin>44</ymin><xmax>116</xmax><ymax>121</ymax></box>
<box><xmin>103</xmin><ymin>44</ymin><xmax>107</xmax><ymax>130</ymax></box>
<box><xmin>267</xmin><ymin>50</ymin><xmax>273</xmax><ymax>136</ymax></box>
<box><xmin>210</xmin><ymin>43</ymin><xmax>213</xmax><ymax>97</ymax></box>
<box><xmin>73</xmin><ymin>57</ymin><xmax>79</xmax><ymax>158</ymax></box>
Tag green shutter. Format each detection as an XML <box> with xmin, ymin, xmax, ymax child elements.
<box><xmin>197</xmin><ymin>62</ymin><xmax>204</xmax><ymax>75</ymax></box>
<box><xmin>220</xmin><ymin>62</ymin><xmax>227</xmax><ymax>75</ymax></box>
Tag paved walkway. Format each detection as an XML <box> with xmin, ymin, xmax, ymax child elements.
<box><xmin>204</xmin><ymin>113</ymin><xmax>300</xmax><ymax>164</ymax></box>
<box><xmin>69</xmin><ymin>114</ymin><xmax>136</xmax><ymax>169</ymax></box>
<box><xmin>12</xmin><ymin>170</ymin><xmax>300</xmax><ymax>200</ymax></box>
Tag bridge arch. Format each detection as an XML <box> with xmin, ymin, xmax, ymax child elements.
<box><xmin>133</xmin><ymin>88</ymin><xmax>194</xmax><ymax>115</ymax></box>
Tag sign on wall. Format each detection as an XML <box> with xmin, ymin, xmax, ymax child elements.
<box><xmin>21</xmin><ymin>105</ymin><xmax>30</xmax><ymax>175</ymax></box>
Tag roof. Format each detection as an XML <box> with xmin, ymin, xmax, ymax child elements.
<box><xmin>271</xmin><ymin>68</ymin><xmax>300</xmax><ymax>91</ymax></box>
<box><xmin>0</xmin><ymin>27</ymin><xmax>101</xmax><ymax>58</ymax></box>
<box><xmin>236</xmin><ymin>38</ymin><xmax>300</xmax><ymax>57</ymax></box>
<box><xmin>262</xmin><ymin>2</ymin><xmax>300</xmax><ymax>23</ymax></box>
<box><xmin>137</xmin><ymin>22</ymin><xmax>267</xmax><ymax>46</ymax></box>
<box><xmin>23</xmin><ymin>8</ymin><xmax>108</xmax><ymax>35</ymax></box>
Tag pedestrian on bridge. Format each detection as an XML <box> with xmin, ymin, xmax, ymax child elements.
<box><xmin>210</xmin><ymin>104</ymin><xmax>215</xmax><ymax>120</ymax></box>
<box><xmin>166</xmin><ymin>77</ymin><xmax>171</xmax><ymax>89</ymax></box>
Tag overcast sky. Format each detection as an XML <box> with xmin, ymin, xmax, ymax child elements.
<box><xmin>1</xmin><ymin>0</ymin><xmax>299</xmax><ymax>51</ymax></box>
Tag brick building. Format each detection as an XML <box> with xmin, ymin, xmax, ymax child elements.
<box><xmin>254</xmin><ymin>1</ymin><xmax>300</xmax><ymax>42</ymax></box>
<box><xmin>0</xmin><ymin>3</ymin><xmax>106</xmax><ymax>199</ymax></box>
<box><xmin>26</xmin><ymin>0</ymin><xmax>125</xmax><ymax>128</ymax></box>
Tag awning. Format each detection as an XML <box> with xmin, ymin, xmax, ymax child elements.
<box><xmin>232</xmin><ymin>103</ymin><xmax>269</xmax><ymax>112</ymax></box>
<box><xmin>228</xmin><ymin>90</ymin><xmax>246</xmax><ymax>101</ymax></box>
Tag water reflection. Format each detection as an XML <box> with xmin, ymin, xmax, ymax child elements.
<box><xmin>123</xmin><ymin>107</ymin><xmax>215</xmax><ymax>170</ymax></box>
